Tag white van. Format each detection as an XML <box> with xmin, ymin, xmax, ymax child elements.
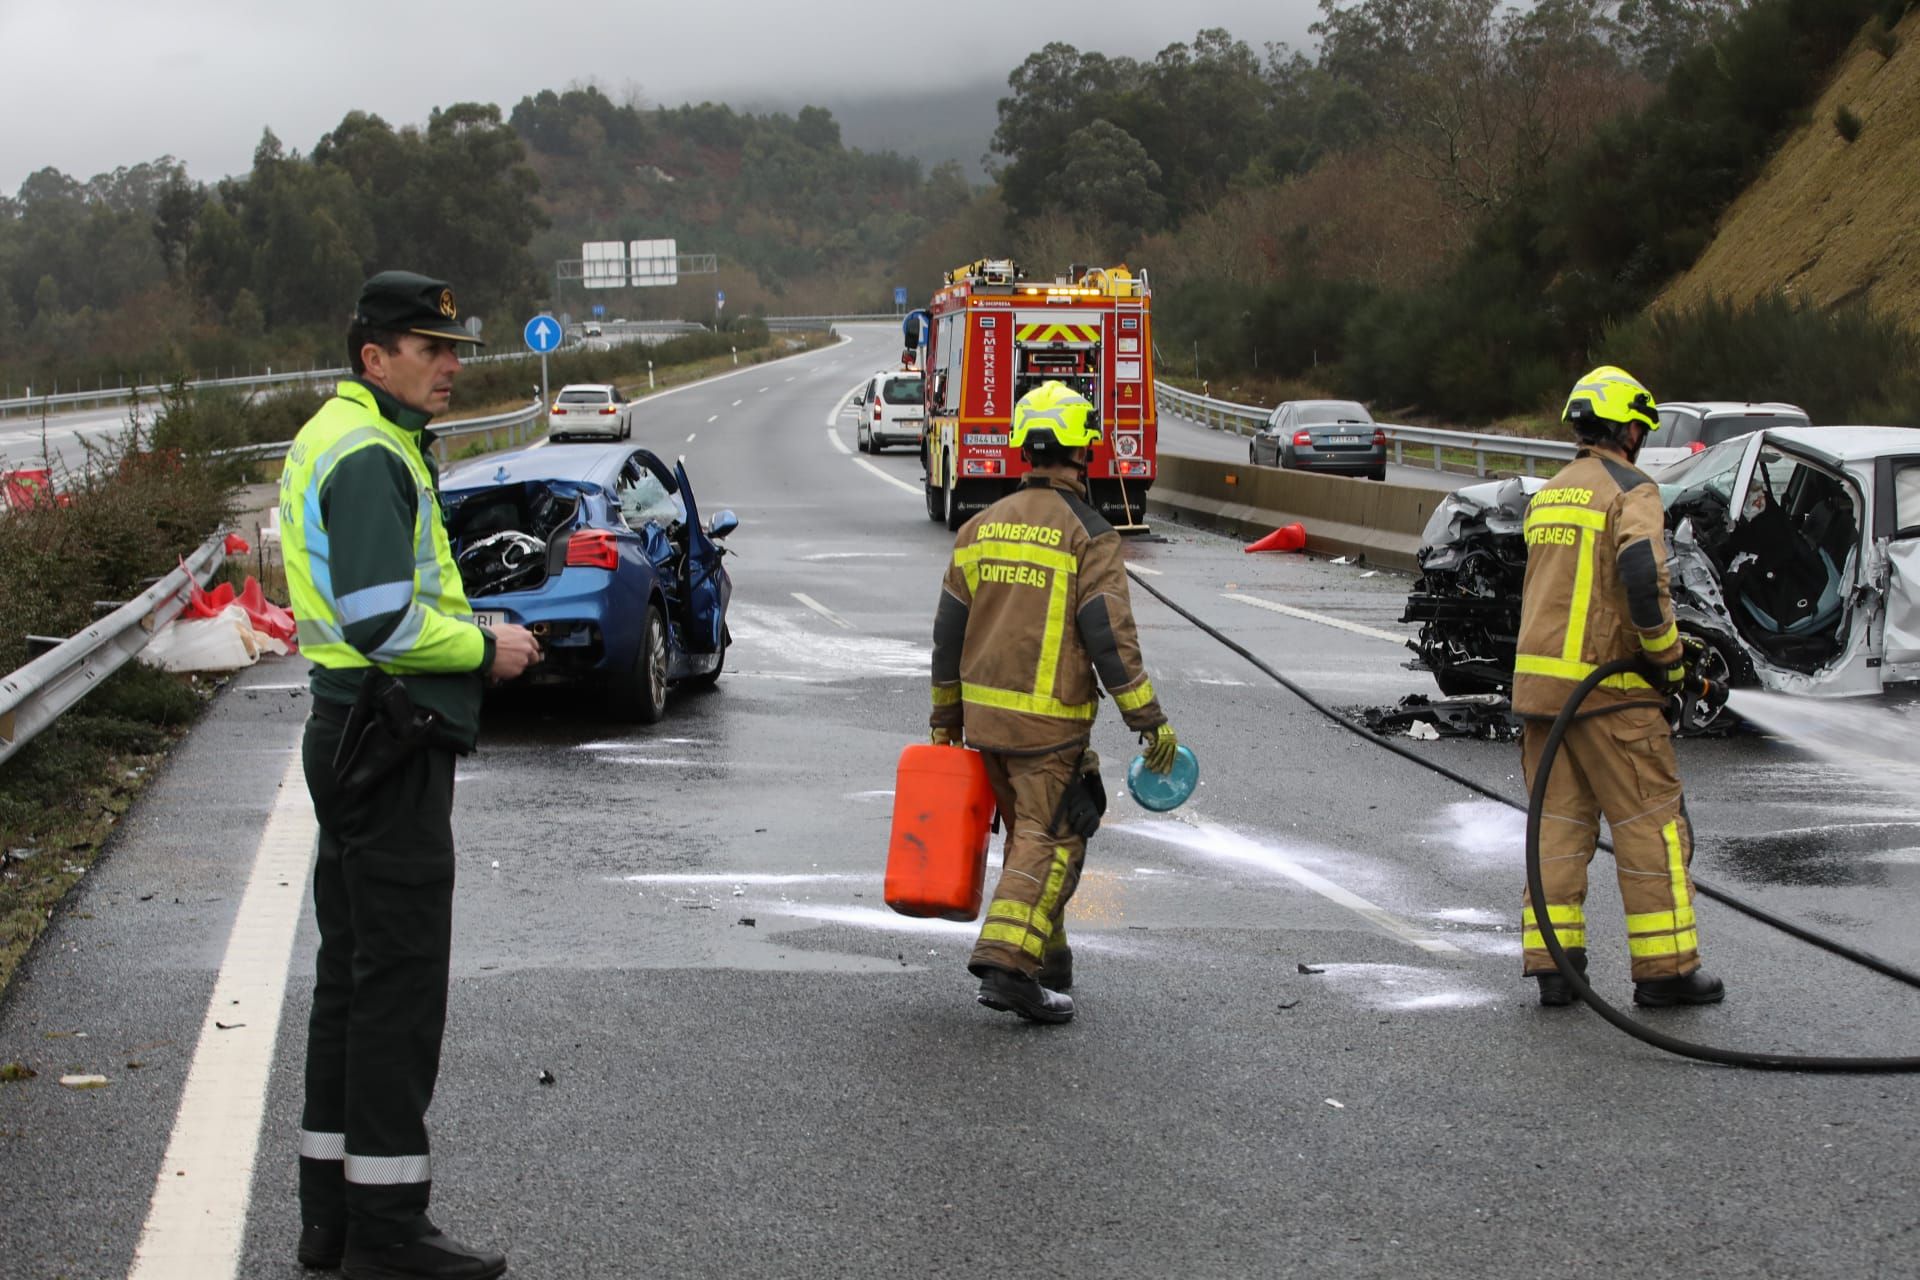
<box><xmin>850</xmin><ymin>369</ymin><xmax>926</xmax><ymax>453</ymax></box>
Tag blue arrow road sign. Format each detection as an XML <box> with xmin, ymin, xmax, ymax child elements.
<box><xmin>894</xmin><ymin>286</ymin><xmax>909</xmax><ymax>306</ymax></box>
<box><xmin>715</xmin><ymin>290</ymin><xmax>726</xmax><ymax>308</ymax></box>
<box><xmin>591</xmin><ymin>304</ymin><xmax>605</xmax><ymax>317</ymax></box>
<box><xmin>523</xmin><ymin>315</ymin><xmax>562</xmax><ymax>353</ymax></box>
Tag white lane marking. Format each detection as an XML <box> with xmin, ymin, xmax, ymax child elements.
<box><xmin>1128</xmin><ymin>564</ymin><xmax>1163</xmax><ymax>576</ymax></box>
<box><xmin>686</xmin><ymin>433</ymin><xmax>697</xmax><ymax>443</ymax></box>
<box><xmin>622</xmin><ymin>873</ymin><xmax>860</xmax><ymax>885</ymax></box>
<box><xmin>633</xmin><ymin>332</ymin><xmax>849</xmax><ymax>405</ymax></box>
<box><xmin>854</xmin><ymin>456</ymin><xmax>920</xmax><ymax>496</ymax></box>
<box><xmin>784</xmin><ymin>376</ymin><xmax>795</xmax><ymax>383</ymax></box>
<box><xmin>1221</xmin><ymin>593</ymin><xmax>1406</xmax><ymax>645</ymax></box>
<box><xmin>128</xmin><ymin>754</ymin><xmax>317</xmax><ymax>1279</ymax></box>
<box><xmin>731</xmin><ymin>399</ymin><xmax>743</xmax><ymax>407</ymax></box>
<box><xmin>1116</xmin><ymin>819</ymin><xmax>1461</xmax><ymax>954</ymax></box>
<box><xmin>800</xmin><ymin>552</ymin><xmax>907</xmax><ymax>561</ymax></box>
<box><xmin>243</xmin><ymin>683</ymin><xmax>308</xmax><ymax>692</ymax></box>
<box><xmin>707</xmin><ymin>415</ymin><xmax>718</xmax><ymax>424</ymax></box>
<box><xmin>823</xmin><ymin>380</ymin><xmax>863</xmax><ymax>427</ymax></box>
<box><xmin>792</xmin><ymin>592</ymin><xmax>853</xmax><ymax>630</ymax></box>
<box><xmin>827</xmin><ymin>428</ymin><xmax>851</xmax><ymax>456</ymax></box>
<box><xmin>757</xmin><ymin>386</ymin><xmax>768</xmax><ymax>393</ymax></box>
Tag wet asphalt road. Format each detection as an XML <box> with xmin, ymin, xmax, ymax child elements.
<box><xmin>2</xmin><ymin>325</ymin><xmax>1918</xmax><ymax>1279</ymax></box>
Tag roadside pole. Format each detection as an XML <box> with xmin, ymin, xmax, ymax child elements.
<box><xmin>523</xmin><ymin>314</ymin><xmax>562</xmax><ymax>435</ymax></box>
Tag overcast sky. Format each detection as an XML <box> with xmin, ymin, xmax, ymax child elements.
<box><xmin>0</xmin><ymin>0</ymin><xmax>1322</xmax><ymax>193</ymax></box>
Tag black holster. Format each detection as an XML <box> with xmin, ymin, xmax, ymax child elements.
<box><xmin>331</xmin><ymin>671</ymin><xmax>442</xmax><ymax>797</ymax></box>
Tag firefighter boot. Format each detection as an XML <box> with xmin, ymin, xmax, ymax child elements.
<box><xmin>1633</xmin><ymin>967</ymin><xmax>1726</xmax><ymax>1008</ymax></box>
<box><xmin>976</xmin><ymin>965</ymin><xmax>1074</xmax><ymax>1024</ymax></box>
<box><xmin>298</xmin><ymin>1223</ymin><xmax>346</xmax><ymax>1270</ymax></box>
<box><xmin>341</xmin><ymin>1227</ymin><xmax>506</xmax><ymax>1280</ymax></box>
<box><xmin>1037</xmin><ymin>939</ymin><xmax>1073</xmax><ymax>992</ymax></box>
<box><xmin>1534</xmin><ymin>947</ymin><xmax>1588</xmax><ymax>1008</ymax></box>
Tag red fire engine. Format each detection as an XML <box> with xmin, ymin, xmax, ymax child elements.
<box><xmin>908</xmin><ymin>259</ymin><xmax>1157</xmax><ymax>532</ymax></box>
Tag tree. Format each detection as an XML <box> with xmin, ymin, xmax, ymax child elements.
<box><xmin>1056</xmin><ymin>120</ymin><xmax>1166</xmax><ymax>241</ymax></box>
<box><xmin>227</xmin><ymin>288</ymin><xmax>265</xmax><ymax>339</ymax></box>
<box><xmin>152</xmin><ymin>171</ymin><xmax>202</xmax><ymax>279</ymax></box>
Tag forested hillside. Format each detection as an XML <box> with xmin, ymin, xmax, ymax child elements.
<box><xmin>5</xmin><ymin>0</ymin><xmax>1917</xmax><ymax>424</ymax></box>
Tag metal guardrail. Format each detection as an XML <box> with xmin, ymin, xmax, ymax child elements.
<box><xmin>213</xmin><ymin>396</ymin><xmax>547</xmax><ymax>468</ymax></box>
<box><xmin>0</xmin><ymin>532</ymin><xmax>227</xmax><ymax>768</ymax></box>
<box><xmin>1154</xmin><ymin>382</ymin><xmax>1576</xmax><ymax>478</ymax></box>
<box><xmin>760</xmin><ymin>312</ymin><xmax>902</xmax><ymax>328</ymax></box>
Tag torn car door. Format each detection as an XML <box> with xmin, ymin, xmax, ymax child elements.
<box><xmin>674</xmin><ymin>459</ymin><xmax>726</xmax><ymax>654</ymax></box>
<box><xmin>1877</xmin><ymin>455</ymin><xmax>1920</xmax><ymax>676</ymax></box>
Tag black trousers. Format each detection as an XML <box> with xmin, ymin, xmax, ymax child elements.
<box><xmin>299</xmin><ymin>706</ymin><xmax>457</xmax><ymax>1247</ymax></box>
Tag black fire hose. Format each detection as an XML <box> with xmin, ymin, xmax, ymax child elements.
<box><xmin>1526</xmin><ymin>659</ymin><xmax>1920</xmax><ymax>1072</ymax></box>
<box><xmin>1124</xmin><ymin>569</ymin><xmax>1920</xmax><ymax>1071</ymax></box>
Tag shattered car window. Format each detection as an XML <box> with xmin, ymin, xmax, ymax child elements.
<box><xmin>1658</xmin><ymin>439</ymin><xmax>1744</xmax><ymax>508</ymax></box>
<box><xmin>619</xmin><ymin>472</ymin><xmax>684</xmax><ymax>526</ymax></box>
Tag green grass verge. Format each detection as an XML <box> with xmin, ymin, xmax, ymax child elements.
<box><xmin>0</xmin><ymin>663</ymin><xmax>214</xmax><ymax>997</ymax></box>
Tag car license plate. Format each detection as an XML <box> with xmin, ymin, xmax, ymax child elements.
<box><xmin>1329</xmin><ymin>435</ymin><xmax>1362</xmax><ymax>445</ymax></box>
<box><xmin>473</xmin><ymin>611</ymin><xmax>506</xmax><ymax>628</ymax></box>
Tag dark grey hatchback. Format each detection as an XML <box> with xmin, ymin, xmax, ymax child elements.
<box><xmin>1249</xmin><ymin>399</ymin><xmax>1386</xmax><ymax>480</ymax></box>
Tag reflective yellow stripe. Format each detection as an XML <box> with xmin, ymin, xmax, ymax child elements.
<box><xmin>1626</xmin><ymin>906</ymin><xmax>1697</xmax><ymax>933</ymax></box>
<box><xmin>1033</xmin><ymin>561</ymin><xmax>1071</xmax><ymax>706</ymax></box>
<box><xmin>985</xmin><ymin>899</ymin><xmax>1031</xmax><ymax>926</ymax></box>
<box><xmin>979</xmin><ymin>921</ymin><xmax>1046</xmax><ymax>958</ymax></box>
<box><xmin>1033</xmin><ymin>847</ymin><xmax>1071</xmax><ymax>937</ymax></box>
<box><xmin>1522</xmin><ymin>904</ymin><xmax>1585</xmax><ymax>926</ymax></box>
<box><xmin>1664</xmin><ymin>819</ymin><xmax>1690</xmax><ymax>912</ymax></box>
<box><xmin>963</xmin><ymin>563</ymin><xmax>979</xmax><ymax>595</ymax></box>
<box><xmin>1115</xmin><ymin>680</ymin><xmax>1156</xmax><ymax>712</ymax></box>
<box><xmin>1640</xmin><ymin>622</ymin><xmax>1679</xmax><ymax>653</ymax></box>
<box><xmin>961</xmin><ymin>683</ymin><xmax>1097</xmax><ymax>720</ymax></box>
<box><xmin>1629</xmin><ymin>929</ymin><xmax>1698</xmax><ymax>958</ymax></box>
<box><xmin>1564</xmin><ymin>528</ymin><xmax>1596</xmax><ymax>663</ymax></box>
<box><xmin>1524</xmin><ymin>505</ymin><xmax>1609</xmax><ymax>532</ymax></box>
<box><xmin>1513</xmin><ymin>654</ymin><xmax>1654</xmax><ymax>691</ymax></box>
<box><xmin>931</xmin><ymin>685</ymin><xmax>960</xmax><ymax>706</ymax></box>
<box><xmin>1524</xmin><ymin>929</ymin><xmax>1588</xmax><ymax>950</ymax></box>
<box><xmin>954</xmin><ymin>541</ymin><xmax>1079</xmax><ymax>574</ymax></box>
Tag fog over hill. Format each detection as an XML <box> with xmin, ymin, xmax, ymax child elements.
<box><xmin>739</xmin><ymin>79</ymin><xmax>1004</xmax><ymax>183</ymax></box>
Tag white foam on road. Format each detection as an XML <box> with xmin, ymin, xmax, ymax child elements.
<box><xmin>1113</xmin><ymin>818</ymin><xmax>1460</xmax><ymax>954</ymax></box>
<box><xmin>1308</xmin><ymin>962</ymin><xmax>1501</xmax><ymax>1012</ymax></box>
<box><xmin>728</xmin><ymin>601</ymin><xmax>929</xmax><ymax>679</ymax></box>
<box><xmin>1431</xmin><ymin>800</ymin><xmax>1525</xmax><ymax>870</ymax></box>
<box><xmin>622</xmin><ymin>873</ymin><xmax>864</xmax><ymax>886</ymax></box>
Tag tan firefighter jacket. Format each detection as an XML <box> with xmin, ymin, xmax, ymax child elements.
<box><xmin>930</xmin><ymin>473</ymin><xmax>1165</xmax><ymax>753</ymax></box>
<box><xmin>1513</xmin><ymin>446</ymin><xmax>1684</xmax><ymax>718</ymax></box>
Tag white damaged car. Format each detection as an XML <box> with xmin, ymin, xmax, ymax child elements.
<box><xmin>1402</xmin><ymin>426</ymin><xmax>1920</xmax><ymax>721</ymax></box>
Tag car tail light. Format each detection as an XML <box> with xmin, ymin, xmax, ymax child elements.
<box><xmin>874</xmin><ymin>404</ymin><xmax>883</xmax><ymax>420</ymax></box>
<box><xmin>1293</xmin><ymin>431</ymin><xmax>1313</xmax><ymax>447</ymax></box>
<box><xmin>600</xmin><ymin>406</ymin><xmax>617</xmax><ymax>414</ymax></box>
<box><xmin>551</xmin><ymin>405</ymin><xmax>567</xmax><ymax>414</ymax></box>
<box><xmin>1371</xmin><ymin>428</ymin><xmax>1387</xmax><ymax>446</ymax></box>
<box><xmin>1689</xmin><ymin>441</ymin><xmax>1707</xmax><ymax>454</ymax></box>
<box><xmin>565</xmin><ymin>529</ymin><xmax>619</xmax><ymax>570</ymax></box>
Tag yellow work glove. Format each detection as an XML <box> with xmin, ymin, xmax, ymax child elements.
<box><xmin>930</xmin><ymin>726</ymin><xmax>958</xmax><ymax>747</ymax></box>
<box><xmin>1141</xmin><ymin>722</ymin><xmax>1178</xmax><ymax>774</ymax></box>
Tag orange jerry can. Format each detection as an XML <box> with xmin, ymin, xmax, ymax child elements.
<box><xmin>884</xmin><ymin>744</ymin><xmax>997</xmax><ymax>920</ymax></box>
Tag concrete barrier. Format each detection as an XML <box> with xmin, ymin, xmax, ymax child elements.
<box><xmin>1147</xmin><ymin>453</ymin><xmax>1445</xmax><ymax>572</ymax></box>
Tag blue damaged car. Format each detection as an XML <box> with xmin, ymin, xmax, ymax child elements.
<box><xmin>440</xmin><ymin>443</ymin><xmax>737</xmax><ymax>722</ymax></box>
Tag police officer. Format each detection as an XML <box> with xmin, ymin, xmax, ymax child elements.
<box><xmin>285</xmin><ymin>272</ymin><xmax>541</xmax><ymax>1279</ymax></box>
<box><xmin>929</xmin><ymin>380</ymin><xmax>1178</xmax><ymax>1023</ymax></box>
<box><xmin>1514</xmin><ymin>365</ymin><xmax>1724</xmax><ymax>1009</ymax></box>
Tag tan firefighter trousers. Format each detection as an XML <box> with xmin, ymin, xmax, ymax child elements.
<box><xmin>968</xmin><ymin>746</ymin><xmax>1083</xmax><ymax>981</ymax></box>
<box><xmin>1520</xmin><ymin>701</ymin><xmax>1702</xmax><ymax>981</ymax></box>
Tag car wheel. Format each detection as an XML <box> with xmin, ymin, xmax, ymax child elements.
<box><xmin>1676</xmin><ymin>631</ymin><xmax>1739</xmax><ymax>736</ymax></box>
<box><xmin>925</xmin><ymin>472</ymin><xmax>943</xmax><ymax>522</ymax></box>
<box><xmin>944</xmin><ymin>472</ymin><xmax>964</xmax><ymax>532</ymax></box>
<box><xmin>1369</xmin><ymin>468</ymin><xmax>1386</xmax><ymax>481</ymax></box>
<box><xmin>611</xmin><ymin>602</ymin><xmax>669</xmax><ymax>723</ymax></box>
<box><xmin>858</xmin><ymin>424</ymin><xmax>871</xmax><ymax>453</ymax></box>
<box><xmin>621</xmin><ymin>420</ymin><xmax>632</xmax><ymax>441</ymax></box>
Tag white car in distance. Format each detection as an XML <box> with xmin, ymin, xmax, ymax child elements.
<box><xmin>549</xmin><ymin>384</ymin><xmax>634</xmax><ymax>442</ymax></box>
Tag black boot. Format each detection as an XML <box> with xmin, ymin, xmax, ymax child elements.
<box><xmin>298</xmin><ymin>1223</ymin><xmax>346</xmax><ymax>1270</ymax></box>
<box><xmin>1634</xmin><ymin>967</ymin><xmax>1725</xmax><ymax>1007</ymax></box>
<box><xmin>1037</xmin><ymin>945</ymin><xmax>1073</xmax><ymax>993</ymax></box>
<box><xmin>1532</xmin><ymin>947</ymin><xmax>1587</xmax><ymax>1007</ymax></box>
<box><xmin>975</xmin><ymin>965</ymin><xmax>1074</xmax><ymax>1024</ymax></box>
<box><xmin>341</xmin><ymin>1229</ymin><xmax>507</xmax><ymax>1280</ymax></box>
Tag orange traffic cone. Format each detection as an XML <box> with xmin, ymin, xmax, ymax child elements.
<box><xmin>1244</xmin><ymin>522</ymin><xmax>1306</xmax><ymax>553</ymax></box>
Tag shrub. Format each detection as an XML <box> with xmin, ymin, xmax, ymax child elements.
<box><xmin>1604</xmin><ymin>292</ymin><xmax>1920</xmax><ymax>424</ymax></box>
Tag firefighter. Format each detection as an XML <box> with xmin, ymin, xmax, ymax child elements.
<box><xmin>929</xmin><ymin>380</ymin><xmax>1178</xmax><ymax>1023</ymax></box>
<box><xmin>1514</xmin><ymin>365</ymin><xmax>1724</xmax><ymax>1009</ymax></box>
<box><xmin>284</xmin><ymin>271</ymin><xmax>540</xmax><ymax>1278</ymax></box>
